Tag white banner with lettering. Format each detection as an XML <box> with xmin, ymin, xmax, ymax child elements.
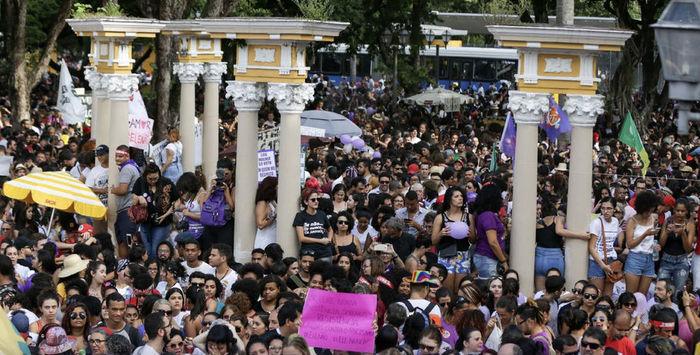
<box><xmin>257</xmin><ymin>150</ymin><xmax>277</xmax><ymax>182</ymax></box>
<box><xmin>128</xmin><ymin>90</ymin><xmax>154</xmax><ymax>150</ymax></box>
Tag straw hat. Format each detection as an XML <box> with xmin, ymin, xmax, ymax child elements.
<box><xmin>58</xmin><ymin>254</ymin><xmax>89</xmax><ymax>278</ymax></box>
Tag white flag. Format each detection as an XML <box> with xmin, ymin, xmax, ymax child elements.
<box><xmin>57</xmin><ymin>60</ymin><xmax>87</xmax><ymax>124</ymax></box>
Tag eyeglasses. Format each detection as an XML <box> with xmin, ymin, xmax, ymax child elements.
<box><xmin>572</xmin><ymin>288</ymin><xmax>583</xmax><ymax>294</ymax></box>
<box><xmin>168</xmin><ymin>342</ymin><xmax>184</xmax><ymax>349</ymax></box>
<box><xmin>581</xmin><ymin>341</ymin><xmax>601</xmax><ymax>350</ymax></box>
<box><xmin>88</xmin><ymin>339</ymin><xmax>107</xmax><ymax>345</ymax></box>
<box><xmin>337</xmin><ymin>220</ymin><xmax>349</xmax><ymax>225</ymax></box>
<box><xmin>418</xmin><ymin>343</ymin><xmax>437</xmax><ymax>352</ymax></box>
<box><xmin>623</xmin><ymin>302</ymin><xmax>637</xmax><ymax>308</ymax></box>
<box><xmin>70</xmin><ymin>312</ymin><xmax>86</xmax><ymax>320</ymax></box>
<box><xmin>583</xmin><ymin>293</ymin><xmax>598</xmax><ymax>300</ymax></box>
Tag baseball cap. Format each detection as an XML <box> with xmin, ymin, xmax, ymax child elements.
<box><xmin>95</xmin><ymin>144</ymin><xmax>109</xmax><ymax>156</ymax></box>
<box><xmin>11</xmin><ymin>310</ymin><xmax>29</xmax><ymax>333</ymax></box>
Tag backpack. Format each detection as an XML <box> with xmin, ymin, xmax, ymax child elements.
<box><xmin>200</xmin><ymin>188</ymin><xmax>230</xmax><ymax>227</ymax></box>
<box><xmin>401</xmin><ymin>300</ymin><xmax>437</xmax><ymax>320</ymax></box>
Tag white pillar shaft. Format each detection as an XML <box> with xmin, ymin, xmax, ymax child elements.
<box><xmin>277</xmin><ymin>111</ymin><xmax>303</xmax><ymax>257</ymax></box>
<box><xmin>179</xmin><ymin>82</ymin><xmax>196</xmax><ymax>173</ymax></box>
<box><xmin>507</xmin><ymin>91</ymin><xmax>549</xmax><ymax>296</ymax></box>
<box><xmin>563</xmin><ymin>94</ymin><xmax>604</xmax><ymax>287</ymax></box>
<box><xmin>95</xmin><ymin>96</ymin><xmax>110</xmax><ymax>147</ymax></box>
<box><xmin>510</xmin><ymin>123</ymin><xmax>539</xmax><ymax>295</ymax></box>
<box><xmin>202</xmin><ymin>81</ymin><xmax>219</xmax><ymax>182</ymax></box>
<box><xmin>227</xmin><ymin>81</ymin><xmax>265</xmax><ymax>263</ymax></box>
<box><xmin>565</xmin><ymin>125</ymin><xmax>593</xmax><ymax>283</ymax></box>
<box><xmin>267</xmin><ymin>83</ymin><xmax>314</xmax><ymax>258</ymax></box>
<box><xmin>107</xmin><ymin>97</ymin><xmax>129</xmax><ymax>235</ymax></box>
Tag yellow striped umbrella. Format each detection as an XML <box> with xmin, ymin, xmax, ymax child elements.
<box><xmin>3</xmin><ymin>171</ymin><xmax>107</xmax><ymax>219</ymax></box>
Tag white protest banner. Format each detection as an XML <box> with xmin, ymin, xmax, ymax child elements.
<box><xmin>300</xmin><ymin>126</ymin><xmax>326</xmax><ymax>137</ymax></box>
<box><xmin>257</xmin><ymin>150</ymin><xmax>277</xmax><ymax>182</ymax></box>
<box><xmin>257</xmin><ymin>127</ymin><xmax>280</xmax><ymax>152</ymax></box>
<box><xmin>127</xmin><ymin>90</ymin><xmax>154</xmax><ymax>150</ymax></box>
<box><xmin>194</xmin><ymin>119</ymin><xmax>203</xmax><ymax>167</ymax></box>
<box><xmin>57</xmin><ymin>60</ymin><xmax>87</xmax><ymax>124</ymax></box>
<box><xmin>0</xmin><ymin>156</ymin><xmax>14</xmax><ymax>177</ymax></box>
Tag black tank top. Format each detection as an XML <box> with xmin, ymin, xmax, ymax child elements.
<box><xmin>438</xmin><ymin>212</ymin><xmax>470</xmax><ymax>252</ymax></box>
<box><xmin>662</xmin><ymin>229</ymin><xmax>688</xmax><ymax>256</ymax></box>
<box><xmin>536</xmin><ymin>219</ymin><xmax>563</xmax><ymax>249</ymax></box>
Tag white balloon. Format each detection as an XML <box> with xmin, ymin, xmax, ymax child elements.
<box><xmin>343</xmin><ymin>143</ymin><xmax>353</xmax><ymax>154</ymax></box>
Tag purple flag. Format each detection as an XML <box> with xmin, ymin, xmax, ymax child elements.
<box><xmin>541</xmin><ymin>96</ymin><xmax>572</xmax><ymax>141</ymax></box>
<box><xmin>500</xmin><ymin>112</ymin><xmax>516</xmax><ymax>158</ymax></box>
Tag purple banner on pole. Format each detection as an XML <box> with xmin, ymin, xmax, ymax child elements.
<box><xmin>299</xmin><ymin>288</ymin><xmax>377</xmax><ymax>353</ymax></box>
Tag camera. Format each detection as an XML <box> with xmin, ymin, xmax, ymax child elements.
<box><xmin>215</xmin><ymin>168</ymin><xmax>225</xmax><ymax>187</ymax></box>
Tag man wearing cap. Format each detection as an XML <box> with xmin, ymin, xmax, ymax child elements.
<box><xmin>397</xmin><ymin>271</ymin><xmax>442</xmax><ymax>319</ymax></box>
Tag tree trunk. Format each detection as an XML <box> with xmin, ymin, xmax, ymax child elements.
<box><xmin>202</xmin><ymin>0</ymin><xmax>224</xmax><ymax>17</ymax></box>
<box><xmin>10</xmin><ymin>0</ymin><xmax>29</xmax><ymax>124</ymax></box>
<box><xmin>154</xmin><ymin>34</ymin><xmax>175</xmax><ymax>141</ymax></box>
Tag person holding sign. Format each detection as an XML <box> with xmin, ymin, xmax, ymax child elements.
<box><xmin>294</xmin><ymin>188</ymin><xmax>334</xmax><ymax>263</ymax></box>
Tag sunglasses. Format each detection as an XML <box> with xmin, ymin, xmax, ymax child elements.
<box><xmin>337</xmin><ymin>220</ymin><xmax>349</xmax><ymax>225</ymax></box>
<box><xmin>308</xmin><ymin>198</ymin><xmax>319</xmax><ymax>202</ymax></box>
<box><xmin>158</xmin><ymin>309</ymin><xmax>173</xmax><ymax>316</ymax></box>
<box><xmin>583</xmin><ymin>293</ymin><xmax>598</xmax><ymax>300</ymax></box>
<box><xmin>380</xmin><ymin>180</ymin><xmax>390</xmax><ymax>184</ymax></box>
<box><xmin>419</xmin><ymin>344</ymin><xmax>436</xmax><ymax>352</ymax></box>
<box><xmin>190</xmin><ymin>282</ymin><xmax>204</xmax><ymax>288</ymax></box>
<box><xmin>439</xmin><ymin>302</ymin><xmax>450</xmax><ymax>308</ymax></box>
<box><xmin>572</xmin><ymin>288</ymin><xmax>583</xmax><ymax>294</ymax></box>
<box><xmin>70</xmin><ymin>312</ymin><xmax>86</xmax><ymax>320</ymax></box>
<box><xmin>623</xmin><ymin>302</ymin><xmax>637</xmax><ymax>308</ymax></box>
<box><xmin>169</xmin><ymin>342</ymin><xmax>184</xmax><ymax>348</ymax></box>
<box><xmin>581</xmin><ymin>341</ymin><xmax>601</xmax><ymax>350</ymax></box>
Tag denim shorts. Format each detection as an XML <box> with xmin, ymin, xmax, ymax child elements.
<box><xmin>624</xmin><ymin>251</ymin><xmax>656</xmax><ymax>277</ymax></box>
<box><xmin>588</xmin><ymin>257</ymin><xmax>616</xmax><ymax>279</ymax></box>
<box><xmin>535</xmin><ymin>247</ymin><xmax>565</xmax><ymax>277</ymax></box>
<box><xmin>473</xmin><ymin>253</ymin><xmax>499</xmax><ymax>280</ymax></box>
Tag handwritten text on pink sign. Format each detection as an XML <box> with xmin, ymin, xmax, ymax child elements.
<box><xmin>299</xmin><ymin>288</ymin><xmax>376</xmax><ymax>353</ymax></box>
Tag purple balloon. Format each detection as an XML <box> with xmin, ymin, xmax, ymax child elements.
<box><xmin>372</xmin><ymin>151</ymin><xmax>382</xmax><ymax>159</ymax></box>
<box><xmin>447</xmin><ymin>221</ymin><xmax>469</xmax><ymax>240</ymax></box>
<box><xmin>340</xmin><ymin>134</ymin><xmax>353</xmax><ymax>145</ymax></box>
<box><xmin>352</xmin><ymin>138</ymin><xmax>366</xmax><ymax>150</ymax></box>
<box><xmin>467</xmin><ymin>191</ymin><xmax>477</xmax><ymax>204</ymax></box>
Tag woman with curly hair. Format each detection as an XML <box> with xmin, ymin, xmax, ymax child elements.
<box><xmin>624</xmin><ymin>190</ymin><xmax>661</xmax><ymax>294</ymax></box>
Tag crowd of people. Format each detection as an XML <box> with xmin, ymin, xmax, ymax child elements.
<box><xmin>1</xmin><ymin>63</ymin><xmax>700</xmax><ymax>355</ymax></box>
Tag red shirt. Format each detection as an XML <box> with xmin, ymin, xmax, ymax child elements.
<box><xmin>606</xmin><ymin>336</ymin><xmax>636</xmax><ymax>355</ymax></box>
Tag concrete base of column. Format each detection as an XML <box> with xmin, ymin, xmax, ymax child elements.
<box><xmin>277</xmin><ymin>112</ymin><xmax>302</xmax><ymax>258</ymax></box>
<box><xmin>233</xmin><ymin>110</ymin><xmax>259</xmax><ymax>263</ymax></box>
<box><xmin>510</xmin><ymin>123</ymin><xmax>539</xmax><ymax>297</ymax></box>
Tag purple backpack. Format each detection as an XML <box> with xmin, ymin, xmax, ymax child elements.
<box><xmin>200</xmin><ymin>189</ymin><xmax>230</xmax><ymax>227</ymax></box>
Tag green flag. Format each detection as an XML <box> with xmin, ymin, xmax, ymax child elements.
<box><xmin>619</xmin><ymin>112</ymin><xmax>650</xmax><ymax>176</ymax></box>
<box><xmin>489</xmin><ymin>143</ymin><xmax>498</xmax><ymax>172</ymax></box>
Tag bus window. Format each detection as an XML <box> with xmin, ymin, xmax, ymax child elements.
<box><xmin>496</xmin><ymin>60</ymin><xmax>517</xmax><ymax>81</ymax></box>
<box><xmin>474</xmin><ymin>59</ymin><xmax>497</xmax><ymax>81</ymax></box>
<box><xmin>323</xmin><ymin>53</ymin><xmax>343</xmax><ymax>75</ymax></box>
<box><xmin>439</xmin><ymin>58</ymin><xmax>449</xmax><ymax>80</ymax></box>
<box><xmin>450</xmin><ymin>60</ymin><xmax>462</xmax><ymax>81</ymax></box>
<box><xmin>462</xmin><ymin>61</ymin><xmax>474</xmax><ymax>80</ymax></box>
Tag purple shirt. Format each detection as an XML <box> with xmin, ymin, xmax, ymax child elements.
<box><xmin>474</xmin><ymin>211</ymin><xmax>505</xmax><ymax>260</ymax></box>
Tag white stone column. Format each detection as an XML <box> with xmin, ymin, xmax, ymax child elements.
<box><xmin>508</xmin><ymin>91</ymin><xmax>549</xmax><ymax>297</ymax></box>
<box><xmin>84</xmin><ymin>67</ymin><xmax>109</xmax><ymax>147</ymax></box>
<box><xmin>173</xmin><ymin>62</ymin><xmax>204</xmax><ymax>173</ymax></box>
<box><xmin>226</xmin><ymin>81</ymin><xmax>265</xmax><ymax>262</ymax></box>
<box><xmin>104</xmin><ymin>74</ymin><xmax>139</xmax><ymax>240</ymax></box>
<box><xmin>267</xmin><ymin>83</ymin><xmax>315</xmax><ymax>258</ymax></box>
<box><xmin>202</xmin><ymin>62</ymin><xmax>227</xmax><ymax>183</ymax></box>
<box><xmin>563</xmin><ymin>94</ymin><xmax>604</xmax><ymax>287</ymax></box>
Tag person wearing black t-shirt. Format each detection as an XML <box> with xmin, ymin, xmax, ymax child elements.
<box><xmin>294</xmin><ymin>189</ymin><xmax>334</xmax><ymax>263</ymax></box>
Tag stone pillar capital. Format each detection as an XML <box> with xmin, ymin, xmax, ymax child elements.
<box><xmin>173</xmin><ymin>62</ymin><xmax>204</xmax><ymax>84</ymax></box>
<box><xmin>102</xmin><ymin>74</ymin><xmax>139</xmax><ymax>100</ymax></box>
<box><xmin>225</xmin><ymin>81</ymin><xmax>265</xmax><ymax>112</ymax></box>
<box><xmin>202</xmin><ymin>62</ymin><xmax>228</xmax><ymax>83</ymax></box>
<box><xmin>267</xmin><ymin>83</ymin><xmax>315</xmax><ymax>113</ymax></box>
<box><xmin>507</xmin><ymin>91</ymin><xmax>549</xmax><ymax>125</ymax></box>
<box><xmin>563</xmin><ymin>94</ymin><xmax>604</xmax><ymax>128</ymax></box>
<box><xmin>85</xmin><ymin>67</ymin><xmax>107</xmax><ymax>97</ymax></box>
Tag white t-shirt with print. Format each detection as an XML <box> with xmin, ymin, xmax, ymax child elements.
<box><xmin>588</xmin><ymin>217</ymin><xmax>619</xmax><ymax>261</ymax></box>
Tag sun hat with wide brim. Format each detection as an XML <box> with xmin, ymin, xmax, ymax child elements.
<box><xmin>39</xmin><ymin>326</ymin><xmax>76</xmax><ymax>354</ymax></box>
<box><xmin>58</xmin><ymin>254</ymin><xmax>90</xmax><ymax>278</ymax></box>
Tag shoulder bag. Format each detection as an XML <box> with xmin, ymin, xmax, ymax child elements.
<box><xmin>601</xmin><ymin>217</ymin><xmax>624</xmax><ymax>283</ymax></box>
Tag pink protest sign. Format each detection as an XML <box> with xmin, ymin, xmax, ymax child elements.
<box><xmin>299</xmin><ymin>288</ymin><xmax>377</xmax><ymax>353</ymax></box>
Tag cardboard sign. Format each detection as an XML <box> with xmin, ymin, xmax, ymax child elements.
<box><xmin>258</xmin><ymin>127</ymin><xmax>280</xmax><ymax>152</ymax></box>
<box><xmin>127</xmin><ymin>115</ymin><xmax>154</xmax><ymax>150</ymax></box>
<box><xmin>299</xmin><ymin>288</ymin><xmax>376</xmax><ymax>353</ymax></box>
<box><xmin>257</xmin><ymin>150</ymin><xmax>277</xmax><ymax>182</ymax></box>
